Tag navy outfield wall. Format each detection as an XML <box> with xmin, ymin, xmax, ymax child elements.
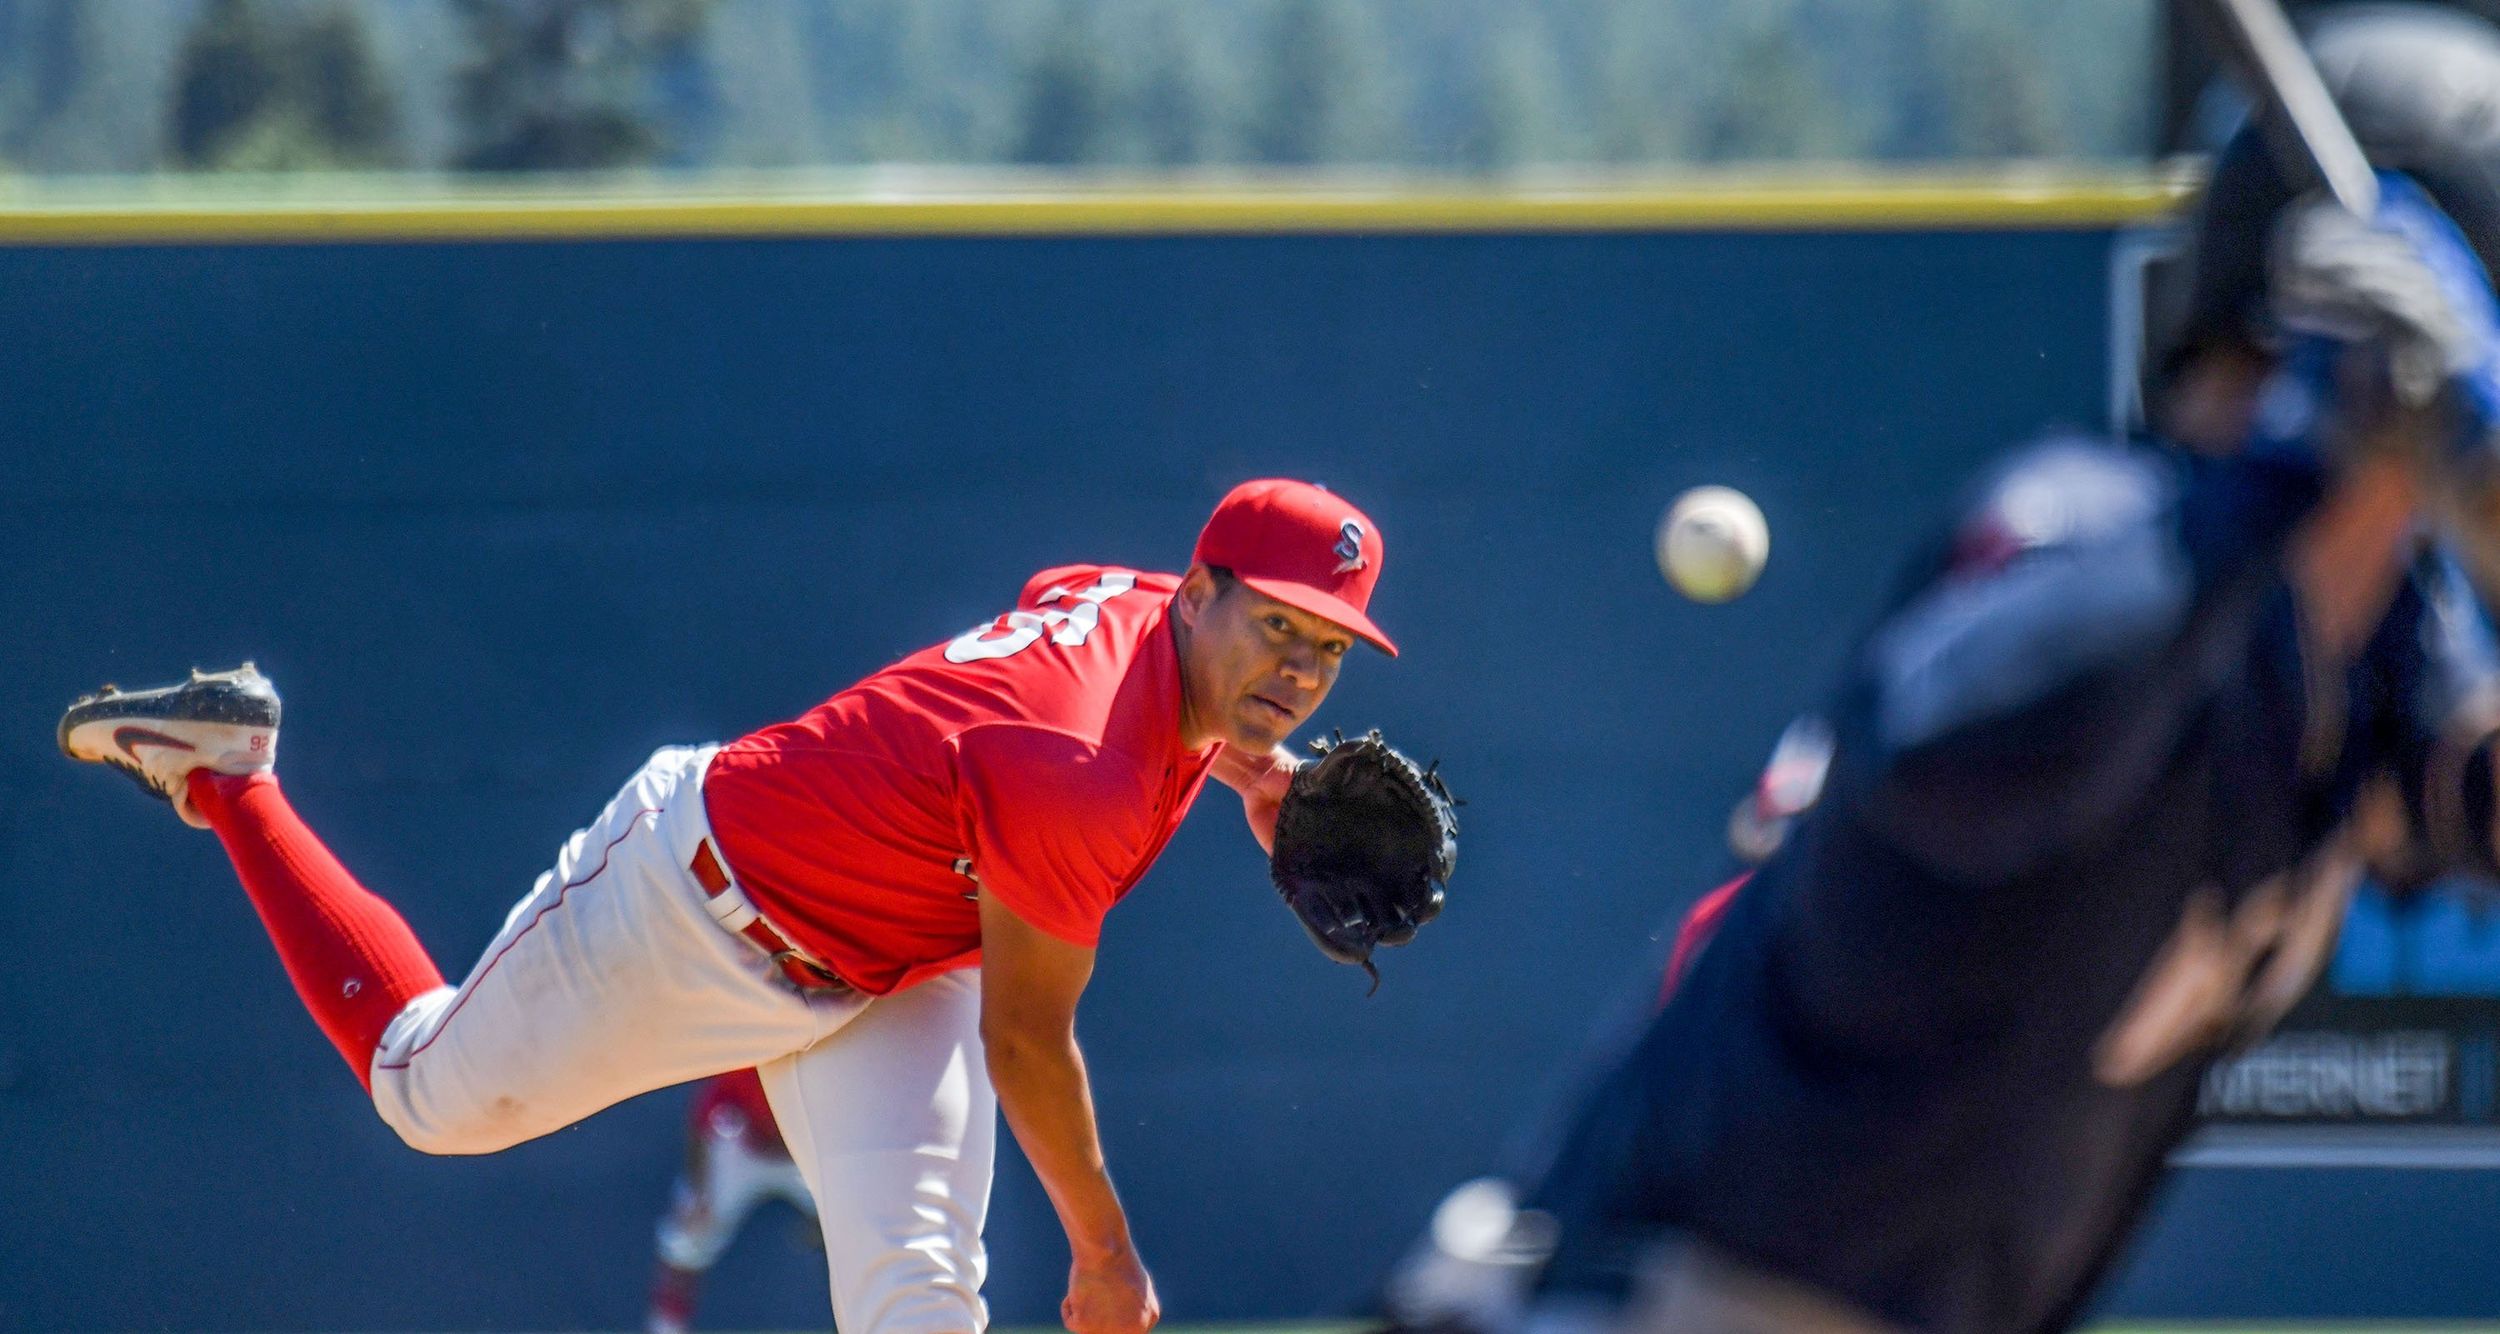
<box><xmin>1</xmin><ymin>210</ymin><xmax>2490</xmax><ymax>1329</ymax></box>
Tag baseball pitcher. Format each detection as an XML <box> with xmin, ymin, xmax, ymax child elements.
<box><xmin>59</xmin><ymin>477</ymin><xmax>1457</xmax><ymax>1334</ymax></box>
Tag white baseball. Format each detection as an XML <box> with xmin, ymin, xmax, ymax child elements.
<box><xmin>1657</xmin><ymin>485</ymin><xmax>1769</xmax><ymax>603</ymax></box>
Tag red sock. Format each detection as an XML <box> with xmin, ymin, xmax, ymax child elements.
<box><xmin>188</xmin><ymin>770</ymin><xmax>446</xmax><ymax>1091</ymax></box>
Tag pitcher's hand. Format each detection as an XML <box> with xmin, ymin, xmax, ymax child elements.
<box><xmin>1062</xmin><ymin>1248</ymin><xmax>1159</xmax><ymax>1334</ymax></box>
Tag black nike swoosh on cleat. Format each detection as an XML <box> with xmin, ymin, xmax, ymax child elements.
<box><xmin>113</xmin><ymin>726</ymin><xmax>198</xmax><ymax>759</ymax></box>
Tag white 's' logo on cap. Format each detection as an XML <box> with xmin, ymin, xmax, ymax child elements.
<box><xmin>1333</xmin><ymin>519</ymin><xmax>1367</xmax><ymax>574</ymax></box>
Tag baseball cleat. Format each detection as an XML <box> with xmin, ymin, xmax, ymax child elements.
<box><xmin>59</xmin><ymin>663</ymin><xmax>281</xmax><ymax>829</ymax></box>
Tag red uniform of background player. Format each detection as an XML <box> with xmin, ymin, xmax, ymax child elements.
<box><xmin>647</xmin><ymin>1069</ymin><xmax>814</xmax><ymax>1334</ymax></box>
<box><xmin>60</xmin><ymin>477</ymin><xmax>1400</xmax><ymax>1334</ymax></box>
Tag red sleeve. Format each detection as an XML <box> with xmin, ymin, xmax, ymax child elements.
<box><xmin>952</xmin><ymin>724</ymin><xmax>1149</xmax><ymax>948</ymax></box>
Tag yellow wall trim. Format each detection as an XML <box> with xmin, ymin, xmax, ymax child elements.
<box><xmin>0</xmin><ymin>176</ymin><xmax>2191</xmax><ymax>245</ymax></box>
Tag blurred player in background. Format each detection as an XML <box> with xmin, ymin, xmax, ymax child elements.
<box><xmin>57</xmin><ymin>478</ymin><xmax>1415</xmax><ymax>1334</ymax></box>
<box><xmin>646</xmin><ymin>1069</ymin><xmax>815</xmax><ymax>1334</ymax></box>
<box><xmin>1382</xmin><ymin>717</ymin><xmax>1830</xmax><ymax>1333</ymax></box>
<box><xmin>1403</xmin><ymin>7</ymin><xmax>2500</xmax><ymax>1333</ymax></box>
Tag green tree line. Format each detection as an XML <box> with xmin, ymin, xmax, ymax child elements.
<box><xmin>0</xmin><ymin>0</ymin><xmax>2157</xmax><ymax>179</ymax></box>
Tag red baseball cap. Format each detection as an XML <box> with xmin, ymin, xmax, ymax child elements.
<box><xmin>1192</xmin><ymin>478</ymin><xmax>1397</xmax><ymax>656</ymax></box>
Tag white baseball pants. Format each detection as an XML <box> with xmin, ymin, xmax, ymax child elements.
<box><xmin>366</xmin><ymin>745</ymin><xmax>997</xmax><ymax>1333</ymax></box>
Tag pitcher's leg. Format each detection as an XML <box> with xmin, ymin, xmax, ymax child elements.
<box><xmin>764</xmin><ymin>969</ymin><xmax>996</xmax><ymax>1334</ymax></box>
<box><xmin>63</xmin><ymin>672</ymin><xmax>833</xmax><ymax>1166</ymax></box>
<box><xmin>371</xmin><ymin>748</ymin><xmax>824</xmax><ymax>1154</ymax></box>
<box><xmin>59</xmin><ymin>663</ymin><xmax>441</xmax><ymax>1088</ymax></box>
<box><xmin>188</xmin><ymin>771</ymin><xmax>447</xmax><ymax>1088</ymax></box>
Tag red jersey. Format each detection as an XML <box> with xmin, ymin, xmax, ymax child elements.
<box><xmin>701</xmin><ymin>566</ymin><xmax>1221</xmax><ymax>995</ymax></box>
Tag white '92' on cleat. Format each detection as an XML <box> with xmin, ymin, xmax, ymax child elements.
<box><xmin>59</xmin><ymin>663</ymin><xmax>281</xmax><ymax>829</ymax></box>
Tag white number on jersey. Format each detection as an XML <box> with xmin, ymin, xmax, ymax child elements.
<box><xmin>943</xmin><ymin>572</ymin><xmax>1140</xmax><ymax>663</ymax></box>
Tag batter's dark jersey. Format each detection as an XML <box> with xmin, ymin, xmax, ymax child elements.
<box><xmin>1528</xmin><ymin>437</ymin><xmax>2500</xmax><ymax>1333</ymax></box>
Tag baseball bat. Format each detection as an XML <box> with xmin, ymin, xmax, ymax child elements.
<box><xmin>2186</xmin><ymin>0</ymin><xmax>2378</xmax><ymax>216</ymax></box>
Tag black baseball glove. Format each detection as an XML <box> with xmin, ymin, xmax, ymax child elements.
<box><xmin>1270</xmin><ymin>730</ymin><xmax>1459</xmax><ymax>992</ymax></box>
